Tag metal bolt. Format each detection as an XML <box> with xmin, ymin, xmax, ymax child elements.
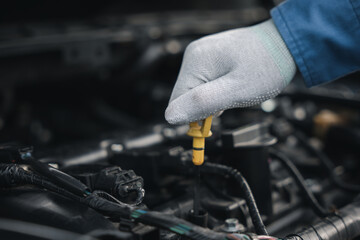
<box><xmin>224</xmin><ymin>218</ymin><xmax>244</xmax><ymax>233</ymax></box>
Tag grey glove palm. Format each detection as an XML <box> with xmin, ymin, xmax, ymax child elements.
<box><xmin>165</xmin><ymin>19</ymin><xmax>296</xmax><ymax>124</ymax></box>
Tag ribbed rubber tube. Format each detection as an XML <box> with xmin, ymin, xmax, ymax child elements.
<box><xmin>285</xmin><ymin>201</ymin><xmax>360</xmax><ymax>240</ymax></box>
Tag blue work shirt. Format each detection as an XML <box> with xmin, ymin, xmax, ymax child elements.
<box><xmin>271</xmin><ymin>0</ymin><xmax>360</xmax><ymax>87</ymax></box>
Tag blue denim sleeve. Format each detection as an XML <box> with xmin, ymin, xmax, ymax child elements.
<box><xmin>271</xmin><ymin>0</ymin><xmax>360</xmax><ymax>87</ymax></box>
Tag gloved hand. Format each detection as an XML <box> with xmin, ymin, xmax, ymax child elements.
<box><xmin>165</xmin><ymin>19</ymin><xmax>297</xmax><ymax>124</ymax></box>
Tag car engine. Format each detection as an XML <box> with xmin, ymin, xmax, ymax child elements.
<box><xmin>0</xmin><ymin>1</ymin><xmax>360</xmax><ymax>239</ymax></box>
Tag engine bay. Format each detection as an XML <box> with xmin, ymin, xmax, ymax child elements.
<box><xmin>1</xmin><ymin>1</ymin><xmax>360</xmax><ymax>239</ymax></box>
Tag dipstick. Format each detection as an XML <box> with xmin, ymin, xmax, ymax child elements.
<box><xmin>187</xmin><ymin>116</ymin><xmax>213</xmax><ymax>215</ymax></box>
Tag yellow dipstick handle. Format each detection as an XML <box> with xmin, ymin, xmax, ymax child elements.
<box><xmin>187</xmin><ymin>116</ymin><xmax>213</xmax><ymax>165</ymax></box>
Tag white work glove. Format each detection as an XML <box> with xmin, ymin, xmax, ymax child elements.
<box><xmin>165</xmin><ymin>19</ymin><xmax>296</xmax><ymax>124</ymax></box>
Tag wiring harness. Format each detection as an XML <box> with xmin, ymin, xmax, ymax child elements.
<box><xmin>0</xmin><ymin>144</ymin><xmax>266</xmax><ymax>240</ymax></box>
<box><xmin>2</xmin><ymin>141</ymin><xmax>360</xmax><ymax>240</ymax></box>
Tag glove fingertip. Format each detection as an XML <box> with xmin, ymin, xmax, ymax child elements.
<box><xmin>165</xmin><ymin>104</ymin><xmax>187</xmax><ymax>125</ymax></box>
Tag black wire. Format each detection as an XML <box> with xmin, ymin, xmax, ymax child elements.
<box><xmin>0</xmin><ymin>164</ymin><xmax>83</xmax><ymax>202</ymax></box>
<box><xmin>268</xmin><ymin>148</ymin><xmax>329</xmax><ymax>218</ymax></box>
<box><xmin>21</xmin><ymin>157</ymin><xmax>90</xmax><ymax>196</ymax></box>
<box><xmin>0</xmin><ymin>164</ymin><xmax>136</xmax><ymax>216</ymax></box>
<box><xmin>295</xmin><ymin>131</ymin><xmax>360</xmax><ymax>193</ymax></box>
<box><xmin>0</xmin><ymin>164</ymin><xmax>133</xmax><ymax>224</ymax></box>
<box><xmin>201</xmin><ymin>162</ymin><xmax>268</xmax><ymax>236</ymax></box>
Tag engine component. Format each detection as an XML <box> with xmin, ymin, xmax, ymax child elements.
<box><xmin>72</xmin><ymin>166</ymin><xmax>145</xmax><ymax>205</ymax></box>
<box><xmin>222</xmin><ymin>122</ymin><xmax>276</xmax><ymax>216</ymax></box>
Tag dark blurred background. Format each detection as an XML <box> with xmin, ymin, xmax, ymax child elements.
<box><xmin>0</xmin><ymin>0</ymin><xmax>274</xmax><ymax>22</ymax></box>
<box><xmin>0</xmin><ymin>0</ymin><xmax>276</xmax><ymax>147</ymax></box>
<box><xmin>0</xmin><ymin>0</ymin><xmax>358</xmax><ymax>150</ymax></box>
